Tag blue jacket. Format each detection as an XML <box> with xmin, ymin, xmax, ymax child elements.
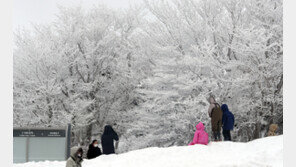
<box><xmin>221</xmin><ymin>104</ymin><xmax>235</xmax><ymax>130</ymax></box>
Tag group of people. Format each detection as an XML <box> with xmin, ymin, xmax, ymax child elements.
<box><xmin>188</xmin><ymin>96</ymin><xmax>235</xmax><ymax>146</ymax></box>
<box><xmin>66</xmin><ymin>96</ymin><xmax>280</xmax><ymax>167</ymax></box>
<box><xmin>188</xmin><ymin>96</ymin><xmax>279</xmax><ymax>146</ymax></box>
<box><xmin>66</xmin><ymin>125</ymin><xmax>119</xmax><ymax>167</ymax></box>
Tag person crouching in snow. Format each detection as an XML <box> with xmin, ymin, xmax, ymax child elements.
<box><xmin>268</xmin><ymin>124</ymin><xmax>278</xmax><ymax>136</ymax></box>
<box><xmin>188</xmin><ymin>122</ymin><xmax>209</xmax><ymax>145</ymax></box>
<box><xmin>66</xmin><ymin>146</ymin><xmax>83</xmax><ymax>167</ymax></box>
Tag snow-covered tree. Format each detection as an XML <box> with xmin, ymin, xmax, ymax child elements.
<box><xmin>13</xmin><ymin>5</ymin><xmax>151</xmax><ymax>145</ymax></box>
<box><xmin>14</xmin><ymin>0</ymin><xmax>282</xmax><ymax>153</ymax></box>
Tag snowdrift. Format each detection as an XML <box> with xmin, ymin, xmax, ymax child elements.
<box><xmin>13</xmin><ymin>135</ymin><xmax>283</xmax><ymax>167</ymax></box>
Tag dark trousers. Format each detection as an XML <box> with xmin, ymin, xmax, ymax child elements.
<box><xmin>213</xmin><ymin>131</ymin><xmax>221</xmax><ymax>141</ymax></box>
<box><xmin>223</xmin><ymin>130</ymin><xmax>231</xmax><ymax>141</ymax></box>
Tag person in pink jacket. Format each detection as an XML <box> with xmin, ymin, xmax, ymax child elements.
<box><xmin>188</xmin><ymin>122</ymin><xmax>209</xmax><ymax>145</ymax></box>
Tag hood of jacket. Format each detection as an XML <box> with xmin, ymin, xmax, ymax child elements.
<box><xmin>70</xmin><ymin>146</ymin><xmax>83</xmax><ymax>163</ymax></box>
<box><xmin>196</xmin><ymin>122</ymin><xmax>205</xmax><ymax>130</ymax></box>
<box><xmin>103</xmin><ymin>125</ymin><xmax>115</xmax><ymax>135</ymax></box>
<box><xmin>221</xmin><ymin>104</ymin><xmax>230</xmax><ymax>113</ymax></box>
<box><xmin>70</xmin><ymin>146</ymin><xmax>80</xmax><ymax>157</ymax></box>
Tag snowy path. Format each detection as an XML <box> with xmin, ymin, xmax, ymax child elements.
<box><xmin>13</xmin><ymin>135</ymin><xmax>283</xmax><ymax>167</ymax></box>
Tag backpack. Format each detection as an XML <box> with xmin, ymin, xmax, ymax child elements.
<box><xmin>212</xmin><ymin>103</ymin><xmax>223</xmax><ymax>120</ymax></box>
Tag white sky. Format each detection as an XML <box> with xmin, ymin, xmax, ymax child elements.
<box><xmin>13</xmin><ymin>0</ymin><xmax>142</xmax><ymax>30</ymax></box>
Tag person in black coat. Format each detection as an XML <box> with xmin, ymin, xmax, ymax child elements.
<box><xmin>86</xmin><ymin>139</ymin><xmax>102</xmax><ymax>159</ymax></box>
<box><xmin>101</xmin><ymin>125</ymin><xmax>119</xmax><ymax>155</ymax></box>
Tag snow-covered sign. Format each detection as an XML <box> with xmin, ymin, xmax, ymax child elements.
<box><xmin>13</xmin><ymin>124</ymin><xmax>71</xmax><ymax>164</ymax></box>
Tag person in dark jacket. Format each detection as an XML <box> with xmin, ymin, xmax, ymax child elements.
<box><xmin>86</xmin><ymin>139</ymin><xmax>102</xmax><ymax>159</ymax></box>
<box><xmin>208</xmin><ymin>96</ymin><xmax>223</xmax><ymax>141</ymax></box>
<box><xmin>101</xmin><ymin>125</ymin><xmax>119</xmax><ymax>155</ymax></box>
<box><xmin>221</xmin><ymin>104</ymin><xmax>235</xmax><ymax>141</ymax></box>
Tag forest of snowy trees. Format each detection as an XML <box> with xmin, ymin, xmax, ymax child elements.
<box><xmin>13</xmin><ymin>0</ymin><xmax>282</xmax><ymax>153</ymax></box>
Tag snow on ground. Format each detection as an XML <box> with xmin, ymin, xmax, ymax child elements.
<box><xmin>13</xmin><ymin>135</ymin><xmax>283</xmax><ymax>167</ymax></box>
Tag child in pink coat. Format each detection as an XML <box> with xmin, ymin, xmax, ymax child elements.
<box><xmin>188</xmin><ymin>122</ymin><xmax>209</xmax><ymax>145</ymax></box>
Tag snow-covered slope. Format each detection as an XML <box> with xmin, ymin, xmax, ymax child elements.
<box><xmin>13</xmin><ymin>135</ymin><xmax>283</xmax><ymax>167</ymax></box>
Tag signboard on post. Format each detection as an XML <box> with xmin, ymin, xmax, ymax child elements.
<box><xmin>13</xmin><ymin>124</ymin><xmax>71</xmax><ymax>163</ymax></box>
<box><xmin>13</xmin><ymin>129</ymin><xmax>66</xmax><ymax>137</ymax></box>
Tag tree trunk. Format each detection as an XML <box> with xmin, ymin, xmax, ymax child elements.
<box><xmin>253</xmin><ymin>122</ymin><xmax>261</xmax><ymax>139</ymax></box>
<box><xmin>86</xmin><ymin>123</ymin><xmax>93</xmax><ymax>144</ymax></box>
